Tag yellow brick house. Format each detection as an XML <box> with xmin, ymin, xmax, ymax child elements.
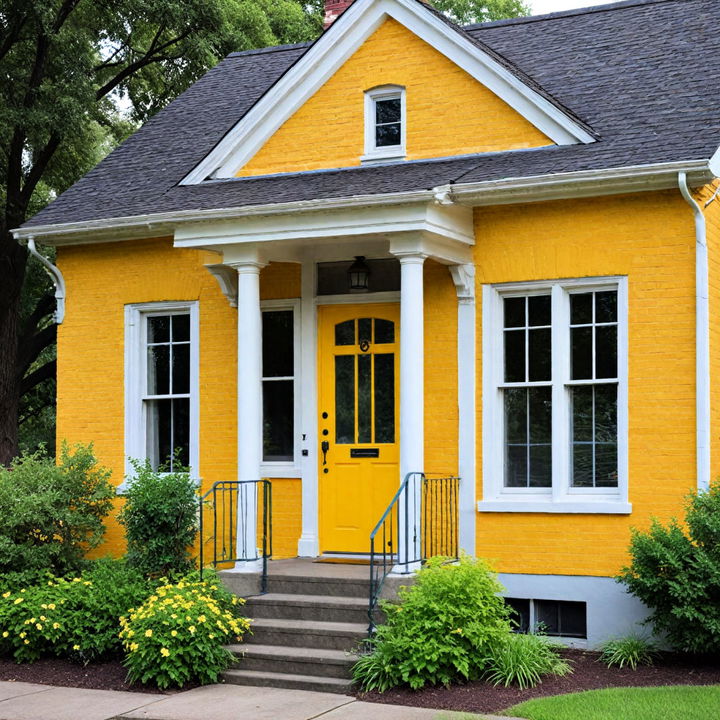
<box><xmin>14</xmin><ymin>0</ymin><xmax>720</xmax><ymax>653</ymax></box>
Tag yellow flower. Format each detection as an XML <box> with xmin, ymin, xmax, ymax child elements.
<box><xmin>19</xmin><ymin>632</ymin><xmax>26</xmax><ymax>639</ymax></box>
<box><xmin>2</xmin><ymin>592</ymin><xmax>10</xmax><ymax>598</ymax></box>
<box><xmin>130</xmin><ymin>642</ymin><xmax>139</xmax><ymax>652</ymax></box>
<box><xmin>171</xmin><ymin>630</ymin><xmax>177</xmax><ymax>637</ymax></box>
<box><xmin>73</xmin><ymin>578</ymin><xmax>81</xmax><ymax>583</ymax></box>
<box><xmin>160</xmin><ymin>648</ymin><xmax>170</xmax><ymax>657</ymax></box>
<box><xmin>197</xmin><ymin>615</ymin><xmax>206</xmax><ymax>623</ymax></box>
<box><xmin>83</xmin><ymin>581</ymin><xmax>91</xmax><ymax>586</ymax></box>
<box><xmin>73</xmin><ymin>644</ymin><xmax>80</xmax><ymax>651</ymax></box>
<box><xmin>39</xmin><ymin>616</ymin><xmax>46</xmax><ymax>621</ymax></box>
<box><xmin>36</xmin><ymin>624</ymin><xmax>43</xmax><ymax>630</ymax></box>
<box><xmin>48</xmin><ymin>603</ymin><xmax>55</xmax><ymax>610</ymax></box>
<box><xmin>189</xmin><ymin>625</ymin><xmax>196</xmax><ymax>633</ymax></box>
<box><xmin>23</xmin><ymin>639</ymin><xmax>29</xmax><ymax>645</ymax></box>
<box><xmin>2</xmin><ymin>631</ymin><xmax>8</xmax><ymax>638</ymax></box>
<box><xmin>53</xmin><ymin>623</ymin><xmax>60</xmax><ymax>630</ymax></box>
<box><xmin>13</xmin><ymin>598</ymin><xmax>23</xmax><ymax>605</ymax></box>
<box><xmin>144</xmin><ymin>629</ymin><xmax>153</xmax><ymax>638</ymax></box>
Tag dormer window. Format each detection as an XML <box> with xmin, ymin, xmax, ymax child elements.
<box><xmin>362</xmin><ymin>85</ymin><xmax>406</xmax><ymax>163</ymax></box>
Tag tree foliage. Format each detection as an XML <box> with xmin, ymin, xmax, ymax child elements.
<box><xmin>0</xmin><ymin>0</ymin><xmax>529</xmax><ymax>463</ymax></box>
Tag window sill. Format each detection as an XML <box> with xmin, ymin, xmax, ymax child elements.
<box><xmin>260</xmin><ymin>464</ymin><xmax>301</xmax><ymax>479</ymax></box>
<box><xmin>477</xmin><ymin>499</ymin><xmax>632</xmax><ymax>514</ymax></box>
<box><xmin>116</xmin><ymin>475</ymin><xmax>201</xmax><ymax>496</ymax></box>
<box><xmin>360</xmin><ymin>149</ymin><xmax>406</xmax><ymax>164</ymax></box>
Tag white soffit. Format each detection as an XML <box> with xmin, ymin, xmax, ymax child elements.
<box><xmin>181</xmin><ymin>0</ymin><xmax>595</xmax><ymax>185</ymax></box>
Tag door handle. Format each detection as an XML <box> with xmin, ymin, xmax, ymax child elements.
<box><xmin>321</xmin><ymin>440</ymin><xmax>329</xmax><ymax>465</ymax></box>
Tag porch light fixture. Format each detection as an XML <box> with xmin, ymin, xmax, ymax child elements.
<box><xmin>348</xmin><ymin>256</ymin><xmax>371</xmax><ymax>292</ymax></box>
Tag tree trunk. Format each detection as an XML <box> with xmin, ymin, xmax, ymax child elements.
<box><xmin>0</xmin><ymin>230</ymin><xmax>28</xmax><ymax>466</ymax></box>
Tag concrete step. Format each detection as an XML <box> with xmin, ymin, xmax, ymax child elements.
<box><xmin>266</xmin><ymin>574</ymin><xmax>371</xmax><ymax>598</ymax></box>
<box><xmin>228</xmin><ymin>643</ymin><xmax>355</xmax><ymax>679</ymax></box>
<box><xmin>246</xmin><ymin>618</ymin><xmax>367</xmax><ymax>651</ymax></box>
<box><xmin>245</xmin><ymin>593</ymin><xmax>369</xmax><ymax>624</ymax></box>
<box><xmin>223</xmin><ymin>668</ymin><xmax>353</xmax><ymax>694</ymax></box>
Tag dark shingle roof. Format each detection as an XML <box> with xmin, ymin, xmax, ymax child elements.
<box><xmin>22</xmin><ymin>0</ymin><xmax>720</xmax><ymax>230</ymax></box>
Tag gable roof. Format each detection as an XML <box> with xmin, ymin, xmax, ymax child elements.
<box><xmin>20</xmin><ymin>0</ymin><xmax>720</xmax><ymax>235</ymax></box>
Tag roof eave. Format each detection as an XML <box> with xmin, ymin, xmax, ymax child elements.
<box><xmin>13</xmin><ymin>159</ymin><xmax>716</xmax><ymax>246</ymax></box>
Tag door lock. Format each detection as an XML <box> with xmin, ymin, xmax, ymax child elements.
<box><xmin>321</xmin><ymin>440</ymin><xmax>329</xmax><ymax>465</ymax></box>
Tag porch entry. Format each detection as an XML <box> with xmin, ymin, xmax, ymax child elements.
<box><xmin>318</xmin><ymin>303</ymin><xmax>400</xmax><ymax>554</ymax></box>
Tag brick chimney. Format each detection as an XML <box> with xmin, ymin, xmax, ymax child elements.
<box><xmin>324</xmin><ymin>0</ymin><xmax>354</xmax><ymax>28</ymax></box>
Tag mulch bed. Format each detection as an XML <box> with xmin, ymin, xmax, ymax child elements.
<box><xmin>0</xmin><ymin>656</ymin><xmax>179</xmax><ymax>695</ymax></box>
<box><xmin>357</xmin><ymin>650</ymin><xmax>720</xmax><ymax>714</ymax></box>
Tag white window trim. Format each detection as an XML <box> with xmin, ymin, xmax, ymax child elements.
<box><xmin>120</xmin><ymin>301</ymin><xmax>200</xmax><ymax>493</ymax></box>
<box><xmin>261</xmin><ymin>299</ymin><xmax>302</xmax><ymax>478</ymax></box>
<box><xmin>480</xmin><ymin>276</ymin><xmax>630</xmax><ymax>515</ymax></box>
<box><xmin>361</xmin><ymin>85</ymin><xmax>406</xmax><ymax>164</ymax></box>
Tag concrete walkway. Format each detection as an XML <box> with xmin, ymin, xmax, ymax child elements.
<box><xmin>0</xmin><ymin>681</ymin><xmax>516</xmax><ymax>720</ymax></box>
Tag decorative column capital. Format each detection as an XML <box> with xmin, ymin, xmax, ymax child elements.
<box><xmin>228</xmin><ymin>260</ymin><xmax>266</xmax><ymax>275</ymax></box>
<box><xmin>450</xmin><ymin>263</ymin><xmax>475</xmax><ymax>303</ymax></box>
<box><xmin>395</xmin><ymin>252</ymin><xmax>428</xmax><ymax>265</ymax></box>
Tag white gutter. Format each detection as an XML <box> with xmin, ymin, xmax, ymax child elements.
<box><xmin>27</xmin><ymin>236</ymin><xmax>66</xmax><ymax>324</ymax></box>
<box><xmin>678</xmin><ymin>172</ymin><xmax>711</xmax><ymax>493</ymax></box>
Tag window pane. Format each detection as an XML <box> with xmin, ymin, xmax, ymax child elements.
<box><xmin>263</xmin><ymin>311</ymin><xmax>293</xmax><ymax>377</ymax></box>
<box><xmin>335</xmin><ymin>355</ymin><xmax>355</xmax><ymax>444</ymax></box>
<box><xmin>147</xmin><ymin>316</ymin><xmax>170</xmax><ymax>343</ymax></box>
<box><xmin>504</xmin><ymin>297</ymin><xmax>525</xmax><ymax>328</ymax></box>
<box><xmin>572</xmin><ymin>444</ymin><xmax>593</xmax><ymax>487</ymax></box>
<box><xmin>505</xmin><ymin>598</ymin><xmax>530</xmax><ymax>633</ymax></box>
<box><xmin>358</xmin><ymin>318</ymin><xmax>372</xmax><ymax>345</ymax></box>
<box><xmin>595</xmin><ymin>291</ymin><xmax>617</xmax><ymax>323</ymax></box>
<box><xmin>596</xmin><ymin>443</ymin><xmax>618</xmax><ymax>487</ymax></box>
<box><xmin>358</xmin><ymin>354</ymin><xmax>371</xmax><ymax>443</ymax></box>
<box><xmin>335</xmin><ymin>320</ymin><xmax>354</xmax><ymax>346</ymax></box>
<box><xmin>263</xmin><ymin>380</ymin><xmax>294</xmax><ymax>462</ymax></box>
<box><xmin>146</xmin><ymin>399</ymin><xmax>172</xmax><ymax>471</ymax></box>
<box><xmin>374</xmin><ymin>353</ymin><xmax>395</xmax><ymax>443</ymax></box>
<box><xmin>375</xmin><ymin>98</ymin><xmax>401</xmax><ymax>123</ymax></box>
<box><xmin>505</xmin><ymin>388</ymin><xmax>527</xmax><ymax>444</ymax></box>
<box><xmin>570</xmin><ymin>293</ymin><xmax>592</xmax><ymax>325</ymax></box>
<box><xmin>376</xmin><ymin>123</ymin><xmax>401</xmax><ymax>147</ymax></box>
<box><xmin>375</xmin><ymin>319</ymin><xmax>394</xmax><ymax>344</ymax></box>
<box><xmin>172</xmin><ymin>398</ymin><xmax>190</xmax><ymax>469</ymax></box>
<box><xmin>595</xmin><ymin>384</ymin><xmax>617</xmax><ymax>443</ymax></box>
<box><xmin>504</xmin><ymin>330</ymin><xmax>525</xmax><ymax>383</ymax></box>
<box><xmin>571</xmin><ymin>386</ymin><xmax>593</xmax><ymax>442</ymax></box>
<box><xmin>528</xmin><ymin>328</ymin><xmax>551</xmax><ymax>381</ymax></box>
<box><xmin>506</xmin><ymin>445</ymin><xmax>528</xmax><ymax>488</ymax></box>
<box><xmin>529</xmin><ymin>445</ymin><xmax>552</xmax><ymax>488</ymax></box>
<box><xmin>528</xmin><ymin>295</ymin><xmax>551</xmax><ymax>326</ymax></box>
<box><xmin>529</xmin><ymin>387</ymin><xmax>552</xmax><ymax>444</ymax></box>
<box><xmin>536</xmin><ymin>600</ymin><xmax>587</xmax><ymax>638</ymax></box>
<box><xmin>172</xmin><ymin>343</ymin><xmax>190</xmax><ymax>394</ymax></box>
<box><xmin>596</xmin><ymin>325</ymin><xmax>617</xmax><ymax>379</ymax></box>
<box><xmin>147</xmin><ymin>345</ymin><xmax>170</xmax><ymax>395</ymax></box>
<box><xmin>535</xmin><ymin>600</ymin><xmax>560</xmax><ymax>635</ymax></box>
<box><xmin>571</xmin><ymin>326</ymin><xmax>593</xmax><ymax>380</ymax></box>
<box><xmin>172</xmin><ymin>314</ymin><xmax>190</xmax><ymax>342</ymax></box>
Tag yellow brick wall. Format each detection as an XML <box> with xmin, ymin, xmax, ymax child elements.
<box><xmin>474</xmin><ymin>190</ymin><xmax>698</xmax><ymax>577</ymax></box>
<box><xmin>424</xmin><ymin>260</ymin><xmax>459</xmax><ymax>476</ymax></box>
<box><xmin>55</xmin><ymin>242</ymin><xmax>302</xmax><ymax>559</ymax></box>
<box><xmin>238</xmin><ymin>18</ymin><xmax>551</xmax><ymax>177</ymax></box>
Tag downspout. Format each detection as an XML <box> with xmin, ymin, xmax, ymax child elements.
<box><xmin>678</xmin><ymin>173</ymin><xmax>710</xmax><ymax>492</ymax></box>
<box><xmin>27</xmin><ymin>236</ymin><xmax>66</xmax><ymax>324</ymax></box>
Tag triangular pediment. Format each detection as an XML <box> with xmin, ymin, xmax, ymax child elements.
<box><xmin>182</xmin><ymin>0</ymin><xmax>595</xmax><ymax>185</ymax></box>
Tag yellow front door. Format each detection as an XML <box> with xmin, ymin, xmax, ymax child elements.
<box><xmin>318</xmin><ymin>303</ymin><xmax>400</xmax><ymax>554</ymax></box>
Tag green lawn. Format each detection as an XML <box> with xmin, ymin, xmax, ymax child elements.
<box><xmin>505</xmin><ymin>686</ymin><xmax>720</xmax><ymax>720</ymax></box>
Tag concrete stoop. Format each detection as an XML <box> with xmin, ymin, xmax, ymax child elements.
<box><xmin>222</xmin><ymin>567</ymin><xmax>371</xmax><ymax>694</ymax></box>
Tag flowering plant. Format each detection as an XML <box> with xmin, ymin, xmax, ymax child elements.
<box><xmin>120</xmin><ymin>575</ymin><xmax>250</xmax><ymax>688</ymax></box>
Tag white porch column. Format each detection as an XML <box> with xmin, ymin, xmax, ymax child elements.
<box><xmin>232</xmin><ymin>261</ymin><xmax>264</xmax><ymax>571</ymax></box>
<box><xmin>395</xmin><ymin>253</ymin><xmax>426</xmax><ymax>573</ymax></box>
<box><xmin>450</xmin><ymin>264</ymin><xmax>477</xmax><ymax>556</ymax></box>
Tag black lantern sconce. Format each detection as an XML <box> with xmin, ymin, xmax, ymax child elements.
<box><xmin>348</xmin><ymin>256</ymin><xmax>371</xmax><ymax>292</ymax></box>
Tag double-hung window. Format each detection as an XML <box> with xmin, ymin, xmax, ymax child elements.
<box><xmin>123</xmin><ymin>302</ymin><xmax>199</xmax><ymax>486</ymax></box>
<box><xmin>481</xmin><ymin>278</ymin><xmax>629</xmax><ymax>513</ymax></box>
<box><xmin>261</xmin><ymin>301</ymin><xmax>300</xmax><ymax>474</ymax></box>
<box><xmin>362</xmin><ymin>85</ymin><xmax>406</xmax><ymax>163</ymax></box>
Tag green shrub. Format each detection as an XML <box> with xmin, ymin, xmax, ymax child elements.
<box><xmin>118</xmin><ymin>459</ymin><xmax>199</xmax><ymax>578</ymax></box>
<box><xmin>618</xmin><ymin>481</ymin><xmax>720</xmax><ymax>654</ymax></box>
<box><xmin>120</xmin><ymin>575</ymin><xmax>250</xmax><ymax>689</ymax></box>
<box><xmin>353</xmin><ymin>555</ymin><xmax>512</xmax><ymax>691</ymax></box>
<box><xmin>0</xmin><ymin>443</ymin><xmax>114</xmax><ymax>575</ymax></box>
<box><xmin>0</xmin><ymin>559</ymin><xmax>150</xmax><ymax>663</ymax></box>
<box><xmin>484</xmin><ymin>633</ymin><xmax>571</xmax><ymax>689</ymax></box>
<box><xmin>600</xmin><ymin>635</ymin><xmax>658</xmax><ymax>670</ymax></box>
<box><xmin>0</xmin><ymin>570</ymin><xmax>54</xmax><ymax>595</ymax></box>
